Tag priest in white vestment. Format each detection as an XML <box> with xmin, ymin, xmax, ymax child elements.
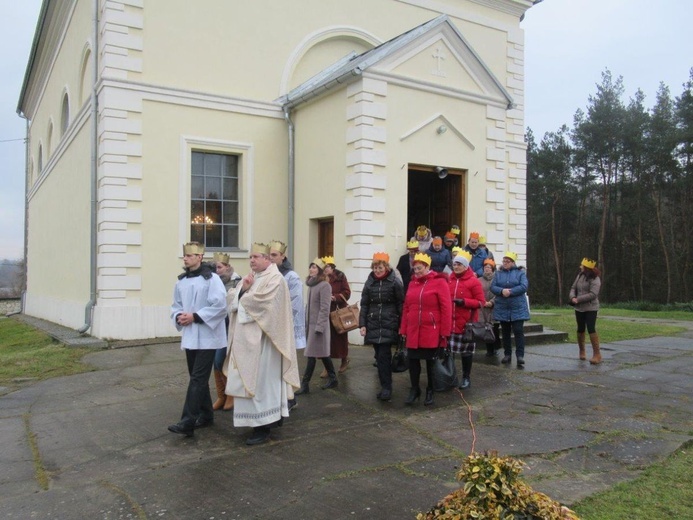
<box><xmin>224</xmin><ymin>243</ymin><xmax>300</xmax><ymax>445</ymax></box>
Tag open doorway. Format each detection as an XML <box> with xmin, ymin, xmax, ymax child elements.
<box><xmin>318</xmin><ymin>218</ymin><xmax>333</xmax><ymax>258</ymax></box>
<box><xmin>407</xmin><ymin>164</ymin><xmax>466</xmax><ymax>239</ymax></box>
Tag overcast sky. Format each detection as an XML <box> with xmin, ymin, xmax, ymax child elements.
<box><xmin>0</xmin><ymin>0</ymin><xmax>691</xmax><ymax>260</ymax></box>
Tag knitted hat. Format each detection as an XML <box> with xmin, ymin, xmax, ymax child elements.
<box><xmin>453</xmin><ymin>255</ymin><xmax>469</xmax><ymax>267</ymax></box>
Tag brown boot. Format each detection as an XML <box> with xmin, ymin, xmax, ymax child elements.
<box><xmin>589</xmin><ymin>333</ymin><xmax>602</xmax><ymax>364</ymax></box>
<box><xmin>212</xmin><ymin>369</ymin><xmax>226</xmax><ymax>410</ymax></box>
<box><xmin>577</xmin><ymin>332</ymin><xmax>586</xmax><ymax>360</ymax></box>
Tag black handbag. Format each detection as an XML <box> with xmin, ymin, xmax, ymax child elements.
<box><xmin>391</xmin><ymin>346</ymin><xmax>409</xmax><ymax>373</ymax></box>
<box><xmin>461</xmin><ymin>322</ymin><xmax>496</xmax><ymax>343</ymax></box>
<box><xmin>432</xmin><ymin>347</ymin><xmax>458</xmax><ymax>392</ymax></box>
<box><xmin>391</xmin><ymin>337</ymin><xmax>409</xmax><ymax>372</ymax></box>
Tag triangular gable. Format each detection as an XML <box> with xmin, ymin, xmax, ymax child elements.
<box><xmin>278</xmin><ymin>15</ymin><xmax>513</xmax><ymax>110</ymax></box>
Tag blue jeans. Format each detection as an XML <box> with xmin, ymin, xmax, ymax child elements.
<box><xmin>500</xmin><ymin>320</ymin><xmax>525</xmax><ymax>358</ymax></box>
<box><xmin>213</xmin><ymin>346</ymin><xmax>227</xmax><ymax>371</ymax></box>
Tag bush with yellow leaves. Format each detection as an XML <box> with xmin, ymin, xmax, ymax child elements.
<box><xmin>417</xmin><ymin>451</ymin><xmax>580</xmax><ymax>520</ymax></box>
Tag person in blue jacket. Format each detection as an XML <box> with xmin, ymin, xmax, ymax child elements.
<box><xmin>427</xmin><ymin>236</ymin><xmax>452</xmax><ymax>273</ymax></box>
<box><xmin>463</xmin><ymin>232</ymin><xmax>488</xmax><ymax>276</ymax></box>
<box><xmin>491</xmin><ymin>251</ymin><xmax>530</xmax><ymax>367</ymax></box>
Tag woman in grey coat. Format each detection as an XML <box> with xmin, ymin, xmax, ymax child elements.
<box><xmin>295</xmin><ymin>258</ymin><xmax>338</xmax><ymax>394</ymax></box>
<box><xmin>569</xmin><ymin>258</ymin><xmax>602</xmax><ymax>364</ymax></box>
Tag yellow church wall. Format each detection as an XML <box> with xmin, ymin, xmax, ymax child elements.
<box><xmin>292</xmin><ymin>91</ymin><xmax>350</xmax><ymax>274</ymax></box>
<box><xmin>136</xmin><ymin>0</ymin><xmax>514</xmax><ymax>100</ymax></box>
<box><xmin>137</xmin><ymin>101</ymin><xmax>288</xmax><ymax>306</ymax></box>
<box><xmin>24</xmin><ymin>125</ymin><xmax>92</xmax><ymax>328</ymax></box>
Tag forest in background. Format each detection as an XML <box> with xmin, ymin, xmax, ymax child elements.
<box><xmin>527</xmin><ymin>68</ymin><xmax>693</xmax><ymax>306</ymax></box>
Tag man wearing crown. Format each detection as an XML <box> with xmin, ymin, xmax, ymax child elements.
<box><xmin>224</xmin><ymin>243</ymin><xmax>301</xmax><ymax>445</ymax></box>
<box><xmin>168</xmin><ymin>242</ymin><xmax>228</xmax><ymax>437</ymax></box>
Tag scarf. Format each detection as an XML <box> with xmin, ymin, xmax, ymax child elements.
<box><xmin>178</xmin><ymin>262</ymin><xmax>214</xmax><ymax>280</ymax></box>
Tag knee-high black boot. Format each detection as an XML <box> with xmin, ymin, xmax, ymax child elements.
<box><xmin>321</xmin><ymin>357</ymin><xmax>338</xmax><ymax>389</ymax></box>
<box><xmin>459</xmin><ymin>355</ymin><xmax>473</xmax><ymax>389</ymax></box>
<box><xmin>295</xmin><ymin>357</ymin><xmax>316</xmax><ymax>395</ymax></box>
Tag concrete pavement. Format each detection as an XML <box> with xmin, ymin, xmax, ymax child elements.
<box><xmin>1</xmin><ymin>322</ymin><xmax>692</xmax><ymax>519</ymax></box>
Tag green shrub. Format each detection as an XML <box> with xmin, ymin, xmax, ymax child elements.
<box><xmin>417</xmin><ymin>451</ymin><xmax>580</xmax><ymax>520</ymax></box>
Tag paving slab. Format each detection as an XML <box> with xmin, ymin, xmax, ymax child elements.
<box><xmin>0</xmin><ymin>326</ymin><xmax>692</xmax><ymax>519</ymax></box>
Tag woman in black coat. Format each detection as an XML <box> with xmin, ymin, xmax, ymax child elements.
<box><xmin>359</xmin><ymin>252</ymin><xmax>404</xmax><ymax>402</ymax></box>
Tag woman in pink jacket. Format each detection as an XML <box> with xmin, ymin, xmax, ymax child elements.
<box><xmin>399</xmin><ymin>253</ymin><xmax>452</xmax><ymax>406</ymax></box>
<box><xmin>448</xmin><ymin>253</ymin><xmax>485</xmax><ymax>389</ymax></box>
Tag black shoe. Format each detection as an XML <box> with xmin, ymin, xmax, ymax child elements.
<box><xmin>424</xmin><ymin>389</ymin><xmax>434</xmax><ymax>406</ymax></box>
<box><xmin>404</xmin><ymin>387</ymin><xmax>421</xmax><ymax>405</ymax></box>
<box><xmin>378</xmin><ymin>388</ymin><xmax>392</xmax><ymax>401</ymax></box>
<box><xmin>516</xmin><ymin>356</ymin><xmax>525</xmax><ymax>367</ymax></box>
<box><xmin>321</xmin><ymin>378</ymin><xmax>338</xmax><ymax>390</ymax></box>
<box><xmin>501</xmin><ymin>355</ymin><xmax>511</xmax><ymax>364</ymax></box>
<box><xmin>287</xmin><ymin>399</ymin><xmax>297</xmax><ymax>411</ymax></box>
<box><xmin>459</xmin><ymin>377</ymin><xmax>470</xmax><ymax>390</ymax></box>
<box><xmin>270</xmin><ymin>417</ymin><xmax>284</xmax><ymax>428</ymax></box>
<box><xmin>168</xmin><ymin>422</ymin><xmax>194</xmax><ymax>437</ymax></box>
<box><xmin>246</xmin><ymin>426</ymin><xmax>271</xmax><ymax>446</ymax></box>
<box><xmin>194</xmin><ymin>416</ymin><xmax>214</xmax><ymax>428</ymax></box>
<box><xmin>295</xmin><ymin>382</ymin><xmax>309</xmax><ymax>395</ymax></box>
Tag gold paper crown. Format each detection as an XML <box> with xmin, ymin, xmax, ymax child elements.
<box><xmin>311</xmin><ymin>257</ymin><xmax>326</xmax><ymax>270</ymax></box>
<box><xmin>503</xmin><ymin>251</ymin><xmax>518</xmax><ymax>262</ymax></box>
<box><xmin>458</xmin><ymin>251</ymin><xmax>472</xmax><ymax>262</ymax></box>
<box><xmin>251</xmin><ymin>243</ymin><xmax>270</xmax><ymax>255</ymax></box>
<box><xmin>478</xmin><ymin>235</ymin><xmax>486</xmax><ymax>244</ymax></box>
<box><xmin>581</xmin><ymin>257</ymin><xmax>596</xmax><ymax>269</ymax></box>
<box><xmin>183</xmin><ymin>242</ymin><xmax>205</xmax><ymax>255</ymax></box>
<box><xmin>213</xmin><ymin>252</ymin><xmax>230</xmax><ymax>264</ymax></box>
<box><xmin>322</xmin><ymin>256</ymin><xmax>335</xmax><ymax>265</ymax></box>
<box><xmin>469</xmin><ymin>231</ymin><xmax>480</xmax><ymax>239</ymax></box>
<box><xmin>406</xmin><ymin>240</ymin><xmax>419</xmax><ymax>250</ymax></box>
<box><xmin>413</xmin><ymin>253</ymin><xmax>431</xmax><ymax>266</ymax></box>
<box><xmin>451</xmin><ymin>246</ymin><xmax>463</xmax><ymax>256</ymax></box>
<box><xmin>450</xmin><ymin>225</ymin><xmax>460</xmax><ymax>235</ymax></box>
<box><xmin>269</xmin><ymin>240</ymin><xmax>287</xmax><ymax>254</ymax></box>
<box><xmin>416</xmin><ymin>225</ymin><xmax>428</xmax><ymax>237</ymax></box>
<box><xmin>372</xmin><ymin>252</ymin><xmax>390</xmax><ymax>263</ymax></box>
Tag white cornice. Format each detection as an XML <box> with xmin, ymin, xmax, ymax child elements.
<box><xmin>99</xmin><ymin>79</ymin><xmax>284</xmax><ymax>119</ymax></box>
<box><xmin>466</xmin><ymin>0</ymin><xmax>534</xmax><ymax>17</ymax></box>
<box><xmin>363</xmin><ymin>70</ymin><xmax>509</xmax><ymax>109</ymax></box>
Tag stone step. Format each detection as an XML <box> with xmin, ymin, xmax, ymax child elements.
<box><xmin>495</xmin><ymin>322</ymin><xmax>569</xmax><ymax>346</ymax></box>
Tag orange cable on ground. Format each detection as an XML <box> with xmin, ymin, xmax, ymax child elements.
<box><xmin>456</xmin><ymin>388</ymin><xmax>476</xmax><ymax>454</ymax></box>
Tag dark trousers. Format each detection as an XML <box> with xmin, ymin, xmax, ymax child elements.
<box><xmin>409</xmin><ymin>358</ymin><xmax>435</xmax><ymax>391</ymax></box>
<box><xmin>575</xmin><ymin>310</ymin><xmax>598</xmax><ymax>334</ymax></box>
<box><xmin>501</xmin><ymin>320</ymin><xmax>525</xmax><ymax>357</ymax></box>
<box><xmin>180</xmin><ymin>349</ymin><xmax>216</xmax><ymax>427</ymax></box>
<box><xmin>373</xmin><ymin>343</ymin><xmax>393</xmax><ymax>391</ymax></box>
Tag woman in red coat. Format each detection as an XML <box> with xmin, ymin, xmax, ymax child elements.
<box><xmin>399</xmin><ymin>253</ymin><xmax>452</xmax><ymax>406</ymax></box>
<box><xmin>448</xmin><ymin>252</ymin><xmax>486</xmax><ymax>390</ymax></box>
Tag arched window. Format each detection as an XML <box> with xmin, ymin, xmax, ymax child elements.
<box><xmin>61</xmin><ymin>92</ymin><xmax>70</xmax><ymax>135</ymax></box>
<box><xmin>79</xmin><ymin>48</ymin><xmax>92</xmax><ymax>106</ymax></box>
<box><xmin>47</xmin><ymin>122</ymin><xmax>53</xmax><ymax>157</ymax></box>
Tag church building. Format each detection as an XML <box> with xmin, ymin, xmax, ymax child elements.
<box><xmin>17</xmin><ymin>0</ymin><xmax>534</xmax><ymax>339</ymax></box>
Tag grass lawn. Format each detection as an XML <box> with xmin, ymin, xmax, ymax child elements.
<box><xmin>530</xmin><ymin>307</ymin><xmax>687</xmax><ymax>343</ymax></box>
<box><xmin>0</xmin><ymin>317</ymin><xmax>94</xmax><ymax>388</ymax></box>
<box><xmin>572</xmin><ymin>442</ymin><xmax>693</xmax><ymax>519</ymax></box>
